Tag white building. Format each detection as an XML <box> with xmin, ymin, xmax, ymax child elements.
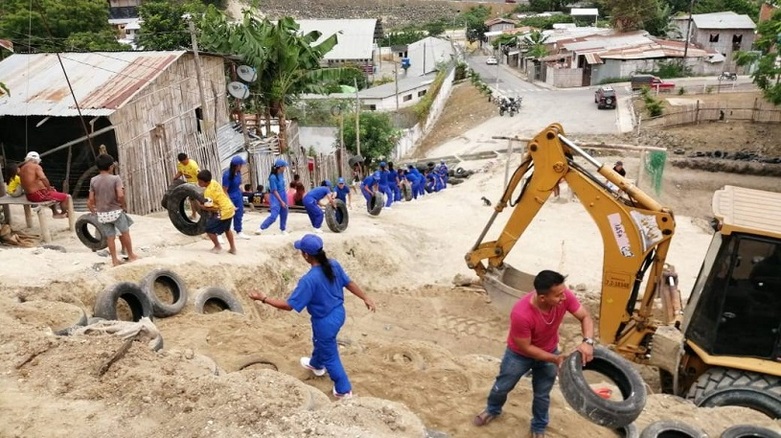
<box><xmin>403</xmin><ymin>37</ymin><xmax>456</xmax><ymax>77</ymax></box>
<box><xmin>296</xmin><ymin>19</ymin><xmax>381</xmax><ymax>67</ymax></box>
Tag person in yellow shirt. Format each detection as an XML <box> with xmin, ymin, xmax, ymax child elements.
<box><xmin>173</xmin><ymin>152</ymin><xmax>200</xmax><ymax>219</ymax></box>
<box><xmin>4</xmin><ymin>164</ymin><xmax>23</xmax><ymax>197</ymax></box>
<box><xmin>197</xmin><ymin>169</ymin><xmax>237</xmax><ymax>254</ymax></box>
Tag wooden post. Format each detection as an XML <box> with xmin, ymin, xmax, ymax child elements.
<box><xmin>66</xmin><ymin>195</ymin><xmax>75</xmax><ymax>232</ymax></box>
<box><xmin>36</xmin><ymin>207</ymin><xmax>51</xmax><ymax>243</ymax></box>
<box><xmin>23</xmin><ymin>205</ymin><xmax>33</xmax><ymax>228</ymax></box>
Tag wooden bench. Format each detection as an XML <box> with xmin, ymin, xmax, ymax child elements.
<box><xmin>0</xmin><ymin>194</ymin><xmax>76</xmax><ymax>243</ymax></box>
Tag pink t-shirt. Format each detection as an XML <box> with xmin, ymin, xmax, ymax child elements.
<box><xmin>506</xmin><ymin>289</ymin><xmax>581</xmax><ymax>355</ymax></box>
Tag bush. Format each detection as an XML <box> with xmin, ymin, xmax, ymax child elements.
<box><xmin>636</xmin><ymin>60</ymin><xmax>692</xmax><ymax>79</ymax></box>
<box><xmin>455</xmin><ymin>62</ymin><xmax>468</xmax><ymax>81</ymax></box>
<box><xmin>599</xmin><ymin>77</ymin><xmax>631</xmax><ymax>85</ymax></box>
<box><xmin>412</xmin><ymin>67</ymin><xmax>449</xmax><ymax>122</ymax></box>
<box><xmin>677</xmin><ymin>87</ymin><xmax>686</xmax><ymax>95</ymax></box>
<box><xmin>646</xmin><ymin>100</ymin><xmax>664</xmax><ymax>117</ymax></box>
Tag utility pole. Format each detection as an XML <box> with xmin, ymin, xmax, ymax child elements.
<box><xmin>682</xmin><ymin>0</ymin><xmax>695</xmax><ymax>61</ymax></box>
<box><xmin>354</xmin><ymin>77</ymin><xmax>361</xmax><ymax>156</ymax></box>
<box><xmin>186</xmin><ymin>15</ymin><xmax>211</xmax><ymax>133</ymax></box>
<box><xmin>394</xmin><ymin>61</ymin><xmax>399</xmax><ymax>110</ymax></box>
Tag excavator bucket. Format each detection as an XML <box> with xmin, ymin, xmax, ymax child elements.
<box><xmin>481</xmin><ymin>263</ymin><xmax>536</xmax><ymax>314</ymax></box>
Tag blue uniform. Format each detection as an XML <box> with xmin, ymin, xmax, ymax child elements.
<box><xmin>387</xmin><ymin>169</ymin><xmax>400</xmax><ymax>203</ymax></box>
<box><xmin>378</xmin><ymin>169</ymin><xmax>393</xmax><ymax>208</ymax></box>
<box><xmin>303</xmin><ymin>186</ymin><xmax>331</xmax><ymax>229</ymax></box>
<box><xmin>335</xmin><ymin>185</ymin><xmax>350</xmax><ymax>204</ymax></box>
<box><xmin>360</xmin><ymin>175</ymin><xmax>377</xmax><ymax>211</ymax></box>
<box><xmin>222</xmin><ymin>169</ymin><xmax>244</xmax><ymax>233</ymax></box>
<box><xmin>411</xmin><ymin>168</ymin><xmax>425</xmax><ymax>197</ymax></box>
<box><xmin>260</xmin><ymin>172</ymin><xmax>288</xmax><ymax>231</ymax></box>
<box><xmin>405</xmin><ymin>172</ymin><xmax>419</xmax><ymax>200</ymax></box>
<box><xmin>287</xmin><ymin>259</ymin><xmax>353</xmax><ymax>395</ymax></box>
<box><xmin>438</xmin><ymin>163</ymin><xmax>448</xmax><ymax>189</ymax></box>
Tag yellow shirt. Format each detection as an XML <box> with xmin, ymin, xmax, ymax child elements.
<box><xmin>203</xmin><ymin>180</ymin><xmax>235</xmax><ymax>220</ymax></box>
<box><xmin>7</xmin><ymin>175</ymin><xmax>21</xmax><ymax>194</ymax></box>
<box><xmin>177</xmin><ymin>159</ymin><xmax>200</xmax><ymax>183</ymax></box>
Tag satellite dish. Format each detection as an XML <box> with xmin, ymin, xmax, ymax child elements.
<box><xmin>237</xmin><ymin>65</ymin><xmax>257</xmax><ymax>83</ymax></box>
<box><xmin>227</xmin><ymin>82</ymin><xmax>250</xmax><ymax>100</ymax></box>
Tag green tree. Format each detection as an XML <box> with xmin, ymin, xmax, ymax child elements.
<box><xmin>340</xmin><ymin>111</ymin><xmax>400</xmax><ymax>160</ymax></box>
<box><xmin>643</xmin><ymin>2</ymin><xmax>675</xmax><ymax>37</ymax></box>
<box><xmin>387</xmin><ymin>30</ymin><xmax>426</xmax><ymax>46</ymax></box>
<box><xmin>137</xmin><ymin>0</ymin><xmax>205</xmax><ymax>51</ymax></box>
<box><xmin>460</xmin><ymin>6</ymin><xmax>490</xmax><ymax>43</ymax></box>
<box><xmin>601</xmin><ymin>0</ymin><xmax>661</xmax><ymax>32</ymax></box>
<box><xmin>424</xmin><ymin>20</ymin><xmax>446</xmax><ymax>37</ymax></box>
<box><xmin>735</xmin><ymin>10</ymin><xmax>781</xmax><ymax>105</ymax></box>
<box><xmin>528</xmin><ymin>0</ymin><xmax>568</xmax><ymax>12</ymax></box>
<box><xmin>65</xmin><ymin>31</ymin><xmax>128</xmax><ymax>51</ymax></box>
<box><xmin>522</xmin><ymin>30</ymin><xmax>549</xmax><ymax>59</ymax></box>
<box><xmin>0</xmin><ymin>0</ymin><xmax>122</xmax><ymax>52</ymax></box>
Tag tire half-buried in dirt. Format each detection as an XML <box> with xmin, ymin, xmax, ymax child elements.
<box><xmin>193</xmin><ymin>286</ymin><xmax>244</xmax><ymax>314</ymax></box>
<box><xmin>639</xmin><ymin>420</ymin><xmax>707</xmax><ymax>438</ymax></box>
<box><xmin>325</xmin><ymin>199</ymin><xmax>349</xmax><ymax>233</ymax></box>
<box><xmin>559</xmin><ymin>346</ymin><xmax>646</xmax><ymax>429</ymax></box>
<box><xmin>720</xmin><ymin>425</ymin><xmax>781</xmax><ymax>438</ymax></box>
<box><xmin>166</xmin><ymin>183</ymin><xmax>207</xmax><ymax>236</ymax></box>
<box><xmin>368</xmin><ymin>192</ymin><xmax>384</xmax><ymax>216</ymax></box>
<box><xmin>75</xmin><ymin>213</ymin><xmax>108</xmax><ymax>251</ymax></box>
<box><xmin>686</xmin><ymin>367</ymin><xmax>781</xmax><ymax>419</ymax></box>
<box><xmin>139</xmin><ymin>268</ymin><xmax>188</xmax><ymax>318</ymax></box>
<box><xmin>161</xmin><ymin>179</ymin><xmax>186</xmax><ymax>209</ymax></box>
<box><xmin>93</xmin><ymin>282</ymin><xmax>154</xmax><ymax>322</ymax></box>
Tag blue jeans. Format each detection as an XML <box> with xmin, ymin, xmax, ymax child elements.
<box><xmin>230</xmin><ymin>195</ymin><xmax>244</xmax><ymax>233</ymax></box>
<box><xmin>260</xmin><ymin>195</ymin><xmax>287</xmax><ymax>231</ymax></box>
<box><xmin>310</xmin><ymin>306</ymin><xmax>351</xmax><ymax>394</ymax></box>
<box><xmin>485</xmin><ymin>348</ymin><xmax>558</xmax><ymax>434</ymax></box>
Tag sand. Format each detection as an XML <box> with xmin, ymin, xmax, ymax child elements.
<box><xmin>1</xmin><ymin>152</ymin><xmax>779</xmax><ymax>437</ymax></box>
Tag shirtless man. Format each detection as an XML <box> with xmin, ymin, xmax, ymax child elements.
<box><xmin>19</xmin><ymin>151</ymin><xmax>70</xmax><ymax>218</ymax></box>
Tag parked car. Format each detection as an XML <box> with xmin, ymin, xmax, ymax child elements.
<box><xmin>630</xmin><ymin>74</ymin><xmax>675</xmax><ymax>92</ymax></box>
<box><xmin>594</xmin><ymin>86</ymin><xmax>617</xmax><ymax>109</ymax></box>
<box><xmin>486</xmin><ymin>56</ymin><xmax>498</xmax><ymax>65</ymax></box>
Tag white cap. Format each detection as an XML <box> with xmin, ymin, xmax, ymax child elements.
<box><xmin>25</xmin><ymin>151</ymin><xmax>41</xmax><ymax>163</ymax></box>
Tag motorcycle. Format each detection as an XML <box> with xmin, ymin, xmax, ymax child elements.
<box><xmin>498</xmin><ymin>97</ymin><xmax>522</xmax><ymax>117</ymax></box>
<box><xmin>718</xmin><ymin>71</ymin><xmax>737</xmax><ymax>81</ymax></box>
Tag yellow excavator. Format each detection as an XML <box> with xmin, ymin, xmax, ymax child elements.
<box><xmin>465</xmin><ymin>123</ymin><xmax>781</xmax><ymax>418</ymax></box>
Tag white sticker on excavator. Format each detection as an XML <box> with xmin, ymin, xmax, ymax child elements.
<box><xmin>608</xmin><ymin>213</ymin><xmax>634</xmax><ymax>257</ymax></box>
<box><xmin>630</xmin><ymin>211</ymin><xmax>663</xmax><ymax>252</ymax></box>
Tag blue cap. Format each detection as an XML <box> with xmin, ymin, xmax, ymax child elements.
<box><xmin>231</xmin><ymin>155</ymin><xmax>246</xmax><ymax>165</ymax></box>
<box><xmin>372</xmin><ymin>171</ymin><xmax>381</xmax><ymax>181</ymax></box>
<box><xmin>324</xmin><ymin>180</ymin><xmax>332</xmax><ymax>187</ymax></box>
<box><xmin>337</xmin><ymin>177</ymin><xmax>345</xmax><ymax>184</ymax></box>
<box><xmin>274</xmin><ymin>158</ymin><xmax>288</xmax><ymax>167</ymax></box>
<box><xmin>379</xmin><ymin>161</ymin><xmax>387</xmax><ymax>167</ymax></box>
<box><xmin>294</xmin><ymin>234</ymin><xmax>323</xmax><ymax>255</ymax></box>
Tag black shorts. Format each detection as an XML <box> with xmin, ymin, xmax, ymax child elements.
<box><xmin>206</xmin><ymin>217</ymin><xmax>232</xmax><ymax>235</ymax></box>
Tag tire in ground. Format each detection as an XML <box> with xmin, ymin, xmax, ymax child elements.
<box><xmin>720</xmin><ymin>425</ymin><xmax>781</xmax><ymax>438</ymax></box>
<box><xmin>368</xmin><ymin>192</ymin><xmax>384</xmax><ymax>216</ymax></box>
<box><xmin>166</xmin><ymin>183</ymin><xmax>207</xmax><ymax>236</ymax></box>
<box><xmin>325</xmin><ymin>199</ymin><xmax>349</xmax><ymax>233</ymax></box>
<box><xmin>686</xmin><ymin>367</ymin><xmax>781</xmax><ymax>419</ymax></box>
<box><xmin>93</xmin><ymin>282</ymin><xmax>154</xmax><ymax>322</ymax></box>
<box><xmin>558</xmin><ymin>346</ymin><xmax>647</xmax><ymax>429</ymax></box>
<box><xmin>75</xmin><ymin>214</ymin><xmax>108</xmax><ymax>251</ymax></box>
<box><xmin>639</xmin><ymin>420</ymin><xmax>707</xmax><ymax>438</ymax></box>
<box><xmin>193</xmin><ymin>286</ymin><xmax>244</xmax><ymax>314</ymax></box>
<box><xmin>139</xmin><ymin>268</ymin><xmax>188</xmax><ymax>318</ymax></box>
<box><xmin>161</xmin><ymin>179</ymin><xmax>186</xmax><ymax>209</ymax></box>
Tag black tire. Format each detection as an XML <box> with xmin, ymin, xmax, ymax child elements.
<box><xmin>325</xmin><ymin>199</ymin><xmax>349</xmax><ymax>233</ymax></box>
<box><xmin>166</xmin><ymin>183</ymin><xmax>207</xmax><ymax>236</ymax></box>
<box><xmin>455</xmin><ymin>167</ymin><xmax>467</xmax><ymax>177</ymax></box>
<box><xmin>639</xmin><ymin>420</ymin><xmax>707</xmax><ymax>438</ymax></box>
<box><xmin>558</xmin><ymin>346</ymin><xmax>647</xmax><ymax>428</ymax></box>
<box><xmin>401</xmin><ymin>183</ymin><xmax>412</xmax><ymax>201</ymax></box>
<box><xmin>161</xmin><ymin>179</ymin><xmax>186</xmax><ymax>209</ymax></box>
<box><xmin>52</xmin><ymin>303</ymin><xmax>89</xmax><ymax>336</ymax></box>
<box><xmin>75</xmin><ymin>214</ymin><xmax>107</xmax><ymax>251</ymax></box>
<box><xmin>686</xmin><ymin>368</ymin><xmax>781</xmax><ymax>419</ymax></box>
<box><xmin>368</xmin><ymin>192</ymin><xmax>384</xmax><ymax>216</ymax></box>
<box><xmin>617</xmin><ymin>423</ymin><xmax>640</xmax><ymax>438</ymax></box>
<box><xmin>499</xmin><ymin>108</ymin><xmax>505</xmax><ymax>116</ymax></box>
<box><xmin>720</xmin><ymin>425</ymin><xmax>781</xmax><ymax>438</ymax></box>
<box><xmin>139</xmin><ymin>268</ymin><xmax>188</xmax><ymax>318</ymax></box>
<box><xmin>93</xmin><ymin>282</ymin><xmax>154</xmax><ymax>322</ymax></box>
<box><xmin>193</xmin><ymin>286</ymin><xmax>244</xmax><ymax>314</ymax></box>
<box><xmin>449</xmin><ymin>177</ymin><xmax>465</xmax><ymax>185</ymax></box>
<box><xmin>149</xmin><ymin>333</ymin><xmax>164</xmax><ymax>352</ymax></box>
<box><xmin>237</xmin><ymin>355</ymin><xmax>279</xmax><ymax>372</ymax></box>
<box><xmin>424</xmin><ymin>182</ymin><xmax>434</xmax><ymax>193</ymax></box>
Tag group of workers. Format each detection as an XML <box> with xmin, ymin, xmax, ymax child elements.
<box><xmin>358</xmin><ymin>160</ymin><xmax>449</xmax><ymax>212</ymax></box>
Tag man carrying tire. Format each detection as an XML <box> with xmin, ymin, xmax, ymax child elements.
<box><xmin>474</xmin><ymin>270</ymin><xmax>595</xmax><ymax>438</ymax></box>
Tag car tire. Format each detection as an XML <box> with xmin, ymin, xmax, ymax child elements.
<box><xmin>368</xmin><ymin>192</ymin><xmax>384</xmax><ymax>216</ymax></box>
<box><xmin>687</xmin><ymin>367</ymin><xmax>781</xmax><ymax>418</ymax></box>
<box><xmin>75</xmin><ymin>214</ymin><xmax>108</xmax><ymax>251</ymax></box>
<box><xmin>324</xmin><ymin>199</ymin><xmax>349</xmax><ymax>233</ymax></box>
<box><xmin>720</xmin><ymin>425</ymin><xmax>781</xmax><ymax>438</ymax></box>
<box><xmin>559</xmin><ymin>346</ymin><xmax>646</xmax><ymax>428</ymax></box>
<box><xmin>639</xmin><ymin>420</ymin><xmax>707</xmax><ymax>438</ymax></box>
<box><xmin>193</xmin><ymin>286</ymin><xmax>244</xmax><ymax>314</ymax></box>
<box><xmin>93</xmin><ymin>282</ymin><xmax>154</xmax><ymax>322</ymax></box>
<box><xmin>166</xmin><ymin>183</ymin><xmax>207</xmax><ymax>236</ymax></box>
<box><xmin>616</xmin><ymin>423</ymin><xmax>640</xmax><ymax>438</ymax></box>
<box><xmin>401</xmin><ymin>182</ymin><xmax>413</xmax><ymax>201</ymax></box>
<box><xmin>161</xmin><ymin>179</ymin><xmax>186</xmax><ymax>209</ymax></box>
<box><xmin>139</xmin><ymin>268</ymin><xmax>188</xmax><ymax>318</ymax></box>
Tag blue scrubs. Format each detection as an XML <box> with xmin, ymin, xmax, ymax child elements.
<box><xmin>335</xmin><ymin>185</ymin><xmax>350</xmax><ymax>204</ymax></box>
<box><xmin>222</xmin><ymin>169</ymin><xmax>244</xmax><ymax>233</ymax></box>
<box><xmin>405</xmin><ymin>172</ymin><xmax>419</xmax><ymax>200</ymax></box>
<box><xmin>287</xmin><ymin>260</ymin><xmax>353</xmax><ymax>395</ymax></box>
<box><xmin>260</xmin><ymin>172</ymin><xmax>288</xmax><ymax>231</ymax></box>
<box><xmin>360</xmin><ymin>175</ymin><xmax>376</xmax><ymax>211</ymax></box>
<box><xmin>411</xmin><ymin>168</ymin><xmax>425</xmax><ymax>197</ymax></box>
<box><xmin>388</xmin><ymin>170</ymin><xmax>400</xmax><ymax>203</ymax></box>
<box><xmin>379</xmin><ymin>169</ymin><xmax>393</xmax><ymax>208</ymax></box>
<box><xmin>439</xmin><ymin>164</ymin><xmax>449</xmax><ymax>187</ymax></box>
<box><xmin>303</xmin><ymin>186</ymin><xmax>331</xmax><ymax>229</ymax></box>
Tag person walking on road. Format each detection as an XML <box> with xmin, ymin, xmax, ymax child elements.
<box><xmin>256</xmin><ymin>158</ymin><xmax>289</xmax><ymax>235</ymax></box>
<box><xmin>473</xmin><ymin>270</ymin><xmax>594</xmax><ymax>438</ymax></box>
<box><xmin>248</xmin><ymin>234</ymin><xmax>376</xmax><ymax>399</ymax></box>
<box><xmin>223</xmin><ymin>155</ymin><xmax>250</xmax><ymax>240</ymax></box>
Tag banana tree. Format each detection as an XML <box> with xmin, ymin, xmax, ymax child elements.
<box><xmin>522</xmin><ymin>30</ymin><xmax>549</xmax><ymax>60</ymax></box>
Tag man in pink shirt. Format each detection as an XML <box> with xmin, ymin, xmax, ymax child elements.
<box><xmin>473</xmin><ymin>270</ymin><xmax>595</xmax><ymax>438</ymax></box>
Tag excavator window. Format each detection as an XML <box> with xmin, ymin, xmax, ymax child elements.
<box><xmin>687</xmin><ymin>234</ymin><xmax>781</xmax><ymax>361</ymax></box>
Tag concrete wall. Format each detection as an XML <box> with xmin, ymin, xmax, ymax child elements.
<box><xmin>365</xmin><ymin>84</ymin><xmax>432</xmax><ymax>111</ymax></box>
<box><xmin>546</xmin><ymin>65</ymin><xmax>583</xmax><ymax>88</ymax></box>
<box><xmin>299</xmin><ymin>126</ymin><xmax>338</xmax><ymax>155</ymax></box>
<box><xmin>692</xmin><ymin>28</ymin><xmax>755</xmax><ymax>61</ymax></box>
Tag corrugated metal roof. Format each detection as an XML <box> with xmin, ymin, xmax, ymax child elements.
<box><xmin>405</xmin><ymin>37</ymin><xmax>455</xmax><ymax>77</ymax></box>
<box><xmin>584</xmin><ymin>53</ymin><xmax>603</xmax><ymax>64</ymax></box>
<box><xmin>297</xmin><ymin>19</ymin><xmax>377</xmax><ymax>61</ymax></box>
<box><xmin>0</xmin><ymin>51</ymin><xmax>186</xmax><ymax>117</ymax></box>
<box><xmin>692</xmin><ymin>12</ymin><xmax>756</xmax><ymax>30</ymax></box>
<box><xmin>712</xmin><ymin>185</ymin><xmax>781</xmax><ymax>238</ymax></box>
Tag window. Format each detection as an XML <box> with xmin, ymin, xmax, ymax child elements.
<box><xmin>732</xmin><ymin>34</ymin><xmax>743</xmax><ymax>51</ymax></box>
<box><xmin>403</xmin><ymin>94</ymin><xmax>412</xmax><ymax>102</ymax></box>
<box><xmin>368</xmin><ymin>104</ymin><xmax>377</xmax><ymax>111</ymax></box>
<box><xmin>709</xmin><ymin>33</ymin><xmax>719</xmax><ymax>43</ymax></box>
<box><xmin>417</xmin><ymin>90</ymin><xmax>427</xmax><ymax>97</ymax></box>
<box><xmin>194</xmin><ymin>107</ymin><xmax>203</xmax><ymax>133</ymax></box>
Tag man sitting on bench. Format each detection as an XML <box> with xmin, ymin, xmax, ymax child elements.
<box><xmin>19</xmin><ymin>151</ymin><xmax>70</xmax><ymax>218</ymax></box>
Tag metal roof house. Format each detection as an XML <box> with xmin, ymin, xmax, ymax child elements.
<box><xmin>0</xmin><ymin>51</ymin><xmax>233</xmax><ymax>215</ymax></box>
<box><xmin>671</xmin><ymin>12</ymin><xmax>756</xmax><ymax>69</ymax></box>
<box><xmin>296</xmin><ymin>19</ymin><xmax>381</xmax><ymax>67</ymax></box>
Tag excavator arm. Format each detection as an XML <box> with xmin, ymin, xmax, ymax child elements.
<box><xmin>465</xmin><ymin>124</ymin><xmax>676</xmax><ymax>361</ymax></box>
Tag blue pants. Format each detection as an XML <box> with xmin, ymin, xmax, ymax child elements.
<box><xmin>380</xmin><ymin>185</ymin><xmax>393</xmax><ymax>207</ymax></box>
<box><xmin>230</xmin><ymin>195</ymin><xmax>244</xmax><ymax>233</ymax></box>
<box><xmin>260</xmin><ymin>195</ymin><xmax>288</xmax><ymax>231</ymax></box>
<box><xmin>485</xmin><ymin>348</ymin><xmax>558</xmax><ymax>434</ymax></box>
<box><xmin>310</xmin><ymin>306</ymin><xmax>351</xmax><ymax>394</ymax></box>
<box><xmin>392</xmin><ymin>184</ymin><xmax>401</xmax><ymax>202</ymax></box>
<box><xmin>416</xmin><ymin>180</ymin><xmax>425</xmax><ymax>197</ymax></box>
<box><xmin>304</xmin><ymin>198</ymin><xmax>324</xmax><ymax>229</ymax></box>
<box><xmin>361</xmin><ymin>188</ymin><xmax>373</xmax><ymax>212</ymax></box>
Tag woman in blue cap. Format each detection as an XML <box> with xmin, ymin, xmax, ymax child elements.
<box><xmin>334</xmin><ymin>177</ymin><xmax>351</xmax><ymax>208</ymax></box>
<box><xmin>377</xmin><ymin>161</ymin><xmax>393</xmax><ymax>209</ymax></box>
<box><xmin>249</xmin><ymin>234</ymin><xmax>376</xmax><ymax>399</ymax></box>
<box><xmin>302</xmin><ymin>181</ymin><xmax>335</xmax><ymax>234</ymax></box>
<box><xmin>223</xmin><ymin>155</ymin><xmax>250</xmax><ymax>239</ymax></box>
<box><xmin>255</xmin><ymin>158</ymin><xmax>289</xmax><ymax>235</ymax></box>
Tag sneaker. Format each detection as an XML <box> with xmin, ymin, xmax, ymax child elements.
<box><xmin>254</xmin><ymin>228</ymin><xmax>263</xmax><ymax>235</ymax></box>
<box><xmin>236</xmin><ymin>232</ymin><xmax>251</xmax><ymax>240</ymax></box>
<box><xmin>333</xmin><ymin>386</ymin><xmax>353</xmax><ymax>399</ymax></box>
<box><xmin>313</xmin><ymin>227</ymin><xmax>323</xmax><ymax>234</ymax></box>
<box><xmin>280</xmin><ymin>230</ymin><xmax>289</xmax><ymax>236</ymax></box>
<box><xmin>299</xmin><ymin>357</ymin><xmax>325</xmax><ymax>376</ymax></box>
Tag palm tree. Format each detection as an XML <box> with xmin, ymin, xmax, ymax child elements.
<box><xmin>522</xmin><ymin>30</ymin><xmax>549</xmax><ymax>60</ymax></box>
